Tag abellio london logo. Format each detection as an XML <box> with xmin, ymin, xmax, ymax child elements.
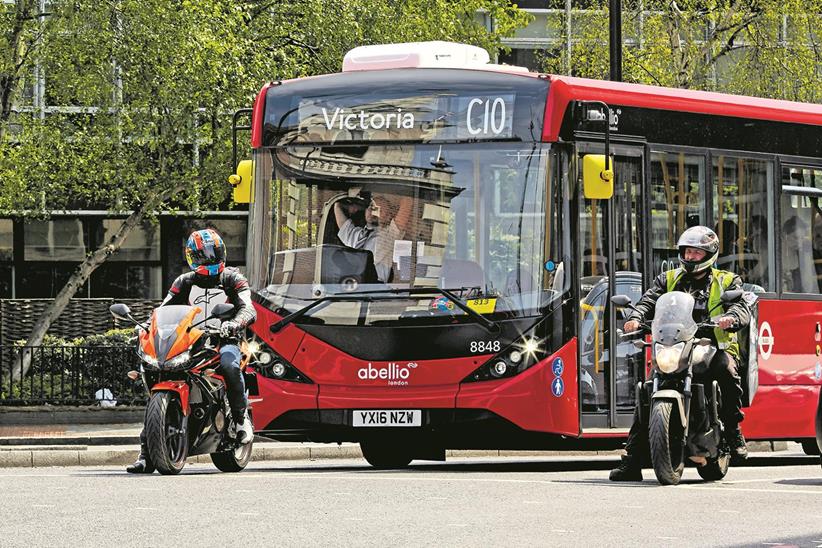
<box><xmin>357</xmin><ymin>362</ymin><xmax>419</xmax><ymax>386</ymax></box>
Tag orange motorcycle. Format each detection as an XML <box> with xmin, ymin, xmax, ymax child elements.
<box><xmin>110</xmin><ymin>303</ymin><xmax>254</xmax><ymax>475</ymax></box>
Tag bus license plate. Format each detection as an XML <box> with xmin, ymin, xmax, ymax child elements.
<box><xmin>352</xmin><ymin>410</ymin><xmax>421</xmax><ymax>427</ymax></box>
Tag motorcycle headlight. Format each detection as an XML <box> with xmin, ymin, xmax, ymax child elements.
<box><xmin>164</xmin><ymin>351</ymin><xmax>191</xmax><ymax>370</ymax></box>
<box><xmin>655</xmin><ymin>342</ymin><xmax>685</xmax><ymax>373</ymax></box>
<box><xmin>138</xmin><ymin>347</ymin><xmax>159</xmax><ymax>369</ymax></box>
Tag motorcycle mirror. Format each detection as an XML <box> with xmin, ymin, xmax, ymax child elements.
<box><xmin>720</xmin><ymin>289</ymin><xmax>743</xmax><ymax>303</ymax></box>
<box><xmin>210</xmin><ymin>303</ymin><xmax>235</xmax><ymax>320</ymax></box>
<box><xmin>696</xmin><ymin>337</ymin><xmax>713</xmax><ymax>346</ymax></box>
<box><xmin>109</xmin><ymin>303</ymin><xmax>135</xmax><ymax>323</ymax></box>
<box><xmin>610</xmin><ymin>295</ymin><xmax>634</xmax><ymax>308</ymax></box>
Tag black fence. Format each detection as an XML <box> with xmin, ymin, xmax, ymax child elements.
<box><xmin>0</xmin><ymin>346</ymin><xmax>146</xmax><ymax>406</ymax></box>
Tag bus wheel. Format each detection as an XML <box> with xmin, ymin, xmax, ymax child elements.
<box><xmin>360</xmin><ymin>440</ymin><xmax>413</xmax><ymax>469</ymax></box>
<box><xmin>801</xmin><ymin>439</ymin><xmax>821</xmax><ymax>456</ymax></box>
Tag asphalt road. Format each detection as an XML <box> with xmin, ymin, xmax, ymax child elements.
<box><xmin>1</xmin><ymin>453</ymin><xmax>821</xmax><ymax>547</ymax></box>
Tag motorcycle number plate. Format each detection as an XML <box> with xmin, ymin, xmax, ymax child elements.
<box><xmin>352</xmin><ymin>410</ymin><xmax>422</xmax><ymax>427</ymax></box>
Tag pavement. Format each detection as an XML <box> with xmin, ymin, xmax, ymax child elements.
<box><xmin>0</xmin><ymin>422</ymin><xmax>801</xmax><ymax>468</ymax></box>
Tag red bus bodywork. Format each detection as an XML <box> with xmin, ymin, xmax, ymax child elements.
<box><xmin>245</xmin><ymin>70</ymin><xmax>822</xmax><ymax>449</ymax></box>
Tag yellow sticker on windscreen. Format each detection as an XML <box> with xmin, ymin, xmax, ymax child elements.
<box><xmin>466</xmin><ymin>298</ymin><xmax>496</xmax><ymax>314</ymax></box>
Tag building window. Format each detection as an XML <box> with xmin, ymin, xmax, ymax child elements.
<box><xmin>712</xmin><ymin>156</ymin><xmax>773</xmax><ymax>291</ymax></box>
<box><xmin>23</xmin><ymin>219</ymin><xmax>86</xmax><ymax>261</ymax></box>
<box><xmin>91</xmin><ymin>264</ymin><xmax>162</xmax><ymax>299</ymax></box>
<box><xmin>781</xmin><ymin>166</ymin><xmax>822</xmax><ymax>295</ymax></box>
<box><xmin>98</xmin><ymin>219</ymin><xmax>160</xmax><ymax>261</ymax></box>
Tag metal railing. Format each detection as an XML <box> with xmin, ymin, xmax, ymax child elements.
<box><xmin>0</xmin><ymin>346</ymin><xmax>146</xmax><ymax>406</ymax></box>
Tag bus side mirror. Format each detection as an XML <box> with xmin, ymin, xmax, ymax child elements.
<box><xmin>228</xmin><ymin>159</ymin><xmax>254</xmax><ymax>204</ymax></box>
<box><xmin>582</xmin><ymin>154</ymin><xmax>614</xmax><ymax>199</ymax></box>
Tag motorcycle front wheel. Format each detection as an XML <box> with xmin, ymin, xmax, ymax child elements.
<box><xmin>145</xmin><ymin>392</ymin><xmax>189</xmax><ymax>475</ymax></box>
<box><xmin>649</xmin><ymin>400</ymin><xmax>685</xmax><ymax>485</ymax></box>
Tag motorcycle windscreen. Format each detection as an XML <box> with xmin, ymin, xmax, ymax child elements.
<box><xmin>152</xmin><ymin>305</ymin><xmax>199</xmax><ymax>363</ymax></box>
<box><xmin>651</xmin><ymin>291</ymin><xmax>698</xmax><ymax>345</ymax></box>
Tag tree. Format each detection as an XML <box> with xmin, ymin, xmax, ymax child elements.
<box><xmin>0</xmin><ymin>0</ymin><xmax>531</xmax><ymax>379</ymax></box>
<box><xmin>541</xmin><ymin>0</ymin><xmax>822</xmax><ymax>99</ymax></box>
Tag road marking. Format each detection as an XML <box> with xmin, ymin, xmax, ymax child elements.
<box><xmin>134</xmin><ymin>507</ymin><xmax>157</xmax><ymax>511</ymax></box>
<box><xmin>32</xmin><ymin>504</ymin><xmax>54</xmax><ymax>508</ymax></box>
<box><xmin>680</xmin><ymin>485</ymin><xmax>822</xmax><ymax>496</ymax></box>
<box><xmin>551</xmin><ymin>529</ymin><xmax>572</xmax><ymax>533</ymax></box>
<box><xmin>429</xmin><ymin>497</ymin><xmax>448</xmax><ymax>500</ymax></box>
<box><xmin>658</xmin><ymin>537</ymin><xmax>678</xmax><ymax>541</ymax></box>
<box><xmin>138</xmin><ymin>487</ymin><xmax>160</xmax><ymax>491</ymax></box>
<box><xmin>235</xmin><ymin>489</ymin><xmax>253</xmax><ymax>493</ymax></box>
<box><xmin>447</xmin><ymin>524</ymin><xmax>469</xmax><ymax>527</ymax></box>
<box><xmin>523</xmin><ymin>501</ymin><xmax>542</xmax><ymax>504</ymax></box>
<box><xmin>718</xmin><ymin>510</ymin><xmax>740</xmax><ymax>514</ymax></box>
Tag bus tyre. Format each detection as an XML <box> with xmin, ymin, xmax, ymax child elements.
<box><xmin>360</xmin><ymin>440</ymin><xmax>413</xmax><ymax>469</ymax></box>
<box><xmin>801</xmin><ymin>439</ymin><xmax>820</xmax><ymax>456</ymax></box>
<box><xmin>145</xmin><ymin>392</ymin><xmax>189</xmax><ymax>475</ymax></box>
<box><xmin>649</xmin><ymin>400</ymin><xmax>685</xmax><ymax>485</ymax></box>
<box><xmin>696</xmin><ymin>452</ymin><xmax>730</xmax><ymax>481</ymax></box>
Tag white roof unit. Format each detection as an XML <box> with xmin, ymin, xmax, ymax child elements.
<box><xmin>342</xmin><ymin>41</ymin><xmax>528</xmax><ymax>73</ymax></box>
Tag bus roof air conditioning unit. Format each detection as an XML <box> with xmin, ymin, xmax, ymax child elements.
<box><xmin>343</xmin><ymin>41</ymin><xmax>497</xmax><ymax>72</ymax></box>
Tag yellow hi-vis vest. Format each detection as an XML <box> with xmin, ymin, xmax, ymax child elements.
<box><xmin>665</xmin><ymin>267</ymin><xmax>740</xmax><ymax>358</ymax></box>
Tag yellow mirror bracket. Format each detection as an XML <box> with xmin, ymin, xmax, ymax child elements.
<box><xmin>229</xmin><ymin>160</ymin><xmax>254</xmax><ymax>203</ymax></box>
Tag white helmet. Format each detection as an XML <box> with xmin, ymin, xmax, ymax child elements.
<box><xmin>677</xmin><ymin>226</ymin><xmax>719</xmax><ymax>274</ymax></box>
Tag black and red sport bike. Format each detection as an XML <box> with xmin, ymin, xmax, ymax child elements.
<box><xmin>110</xmin><ymin>302</ymin><xmax>254</xmax><ymax>475</ymax></box>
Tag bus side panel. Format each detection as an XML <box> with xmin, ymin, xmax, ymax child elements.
<box><xmin>456</xmin><ymin>338</ymin><xmax>579</xmax><ymax>437</ymax></box>
<box><xmin>756</xmin><ymin>299</ymin><xmax>821</xmax><ymax>385</ymax></box>
<box><xmin>741</xmin><ymin>384</ymin><xmax>819</xmax><ymax>440</ymax></box>
<box><xmin>251</xmin><ymin>376</ymin><xmax>319</xmax><ymax>431</ymax></box>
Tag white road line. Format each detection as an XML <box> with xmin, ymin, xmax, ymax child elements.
<box><xmin>32</xmin><ymin>504</ymin><xmax>53</xmax><ymax>508</ymax></box>
<box><xmin>718</xmin><ymin>510</ymin><xmax>740</xmax><ymax>514</ymax></box>
<box><xmin>447</xmin><ymin>524</ymin><xmax>469</xmax><ymax>527</ymax></box>
<box><xmin>681</xmin><ymin>485</ymin><xmax>822</xmax><ymax>496</ymax></box>
<box><xmin>523</xmin><ymin>501</ymin><xmax>542</xmax><ymax>504</ymax></box>
<box><xmin>335</xmin><ymin>492</ymin><xmax>352</xmax><ymax>495</ymax></box>
<box><xmin>134</xmin><ymin>507</ymin><xmax>157</xmax><ymax>511</ymax></box>
<box><xmin>658</xmin><ymin>537</ymin><xmax>678</xmax><ymax>540</ymax></box>
<box><xmin>429</xmin><ymin>497</ymin><xmax>448</xmax><ymax>500</ymax></box>
<box><xmin>551</xmin><ymin>529</ymin><xmax>572</xmax><ymax>533</ymax></box>
<box><xmin>235</xmin><ymin>489</ymin><xmax>253</xmax><ymax>493</ymax></box>
<box><xmin>347</xmin><ymin>518</ymin><xmax>364</xmax><ymax>521</ymax></box>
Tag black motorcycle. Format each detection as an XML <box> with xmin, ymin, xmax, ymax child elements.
<box><xmin>613</xmin><ymin>289</ymin><xmax>744</xmax><ymax>485</ymax></box>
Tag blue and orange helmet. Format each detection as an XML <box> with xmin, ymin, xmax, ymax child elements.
<box><xmin>185</xmin><ymin>229</ymin><xmax>226</xmax><ymax>276</ymax></box>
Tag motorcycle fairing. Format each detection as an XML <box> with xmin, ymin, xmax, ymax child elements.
<box><xmin>152</xmin><ymin>380</ymin><xmax>190</xmax><ymax>415</ymax></box>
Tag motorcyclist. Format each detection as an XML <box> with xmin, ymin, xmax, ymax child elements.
<box><xmin>127</xmin><ymin>228</ymin><xmax>257</xmax><ymax>474</ymax></box>
<box><xmin>609</xmin><ymin>226</ymin><xmax>751</xmax><ymax>481</ymax></box>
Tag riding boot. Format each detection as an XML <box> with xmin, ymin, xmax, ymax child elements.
<box><xmin>726</xmin><ymin>424</ymin><xmax>748</xmax><ymax>463</ymax></box>
<box><xmin>126</xmin><ymin>432</ymin><xmax>154</xmax><ymax>474</ymax></box>
<box><xmin>609</xmin><ymin>454</ymin><xmax>643</xmax><ymax>481</ymax></box>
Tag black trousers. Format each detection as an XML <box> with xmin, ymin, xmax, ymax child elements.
<box><xmin>138</xmin><ymin>344</ymin><xmax>246</xmax><ymax>450</ymax></box>
<box><xmin>624</xmin><ymin>350</ymin><xmax>744</xmax><ymax>457</ymax></box>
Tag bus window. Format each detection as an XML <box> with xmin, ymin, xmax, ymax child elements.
<box><xmin>712</xmin><ymin>156</ymin><xmax>773</xmax><ymax>290</ymax></box>
<box><xmin>649</xmin><ymin>151</ymin><xmax>706</xmax><ymax>276</ymax></box>
<box><xmin>251</xmin><ymin>143</ymin><xmax>562</xmax><ymax>326</ymax></box>
<box><xmin>781</xmin><ymin>166</ymin><xmax>822</xmax><ymax>295</ymax></box>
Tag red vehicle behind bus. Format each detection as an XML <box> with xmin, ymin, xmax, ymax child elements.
<box><xmin>233</xmin><ymin>42</ymin><xmax>822</xmax><ymax>467</ymax></box>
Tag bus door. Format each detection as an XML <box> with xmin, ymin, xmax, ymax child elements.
<box><xmin>576</xmin><ymin>143</ymin><xmax>647</xmax><ymax>430</ymax></box>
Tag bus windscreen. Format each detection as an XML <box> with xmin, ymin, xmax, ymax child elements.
<box><xmin>250</xmin><ymin>142</ymin><xmax>560</xmax><ymax>326</ymax></box>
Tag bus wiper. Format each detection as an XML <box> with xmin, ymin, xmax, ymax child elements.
<box><xmin>269</xmin><ymin>287</ymin><xmax>500</xmax><ymax>334</ymax></box>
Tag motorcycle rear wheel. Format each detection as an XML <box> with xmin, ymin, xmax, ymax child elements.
<box><xmin>649</xmin><ymin>400</ymin><xmax>685</xmax><ymax>485</ymax></box>
<box><xmin>360</xmin><ymin>440</ymin><xmax>413</xmax><ymax>469</ymax></box>
<box><xmin>697</xmin><ymin>452</ymin><xmax>730</xmax><ymax>481</ymax></box>
<box><xmin>211</xmin><ymin>440</ymin><xmax>253</xmax><ymax>472</ymax></box>
<box><xmin>145</xmin><ymin>392</ymin><xmax>189</xmax><ymax>475</ymax></box>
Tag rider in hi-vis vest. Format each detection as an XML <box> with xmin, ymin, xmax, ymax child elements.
<box><xmin>610</xmin><ymin>226</ymin><xmax>751</xmax><ymax>482</ymax></box>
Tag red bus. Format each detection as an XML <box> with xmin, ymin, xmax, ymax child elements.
<box><xmin>234</xmin><ymin>42</ymin><xmax>822</xmax><ymax>467</ymax></box>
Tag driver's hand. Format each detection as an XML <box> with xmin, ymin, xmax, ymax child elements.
<box><xmin>623</xmin><ymin>320</ymin><xmax>640</xmax><ymax>333</ymax></box>
<box><xmin>716</xmin><ymin>316</ymin><xmax>736</xmax><ymax>330</ymax></box>
<box><xmin>220</xmin><ymin>321</ymin><xmax>240</xmax><ymax>338</ymax></box>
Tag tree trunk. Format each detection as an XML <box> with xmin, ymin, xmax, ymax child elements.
<box><xmin>0</xmin><ymin>0</ymin><xmax>37</xmax><ymax>140</ymax></box>
<box><xmin>12</xmin><ymin>185</ymin><xmax>182</xmax><ymax>380</ymax></box>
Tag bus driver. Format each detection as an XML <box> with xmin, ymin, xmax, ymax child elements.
<box><xmin>333</xmin><ymin>192</ymin><xmax>413</xmax><ymax>282</ymax></box>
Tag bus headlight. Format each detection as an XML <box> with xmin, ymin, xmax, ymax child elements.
<box><xmin>463</xmin><ymin>334</ymin><xmax>547</xmax><ymax>383</ymax></box>
<box><xmin>655</xmin><ymin>342</ymin><xmax>685</xmax><ymax>373</ymax></box>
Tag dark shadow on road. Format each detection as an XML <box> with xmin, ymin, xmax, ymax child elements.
<box><xmin>776</xmin><ymin>477</ymin><xmax>822</xmax><ymax>487</ymax></box>
<box><xmin>724</xmin><ymin>532</ymin><xmax>822</xmax><ymax>548</ymax></box>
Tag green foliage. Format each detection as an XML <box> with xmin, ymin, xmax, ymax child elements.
<box><xmin>541</xmin><ymin>0</ymin><xmax>822</xmax><ymax>101</ymax></box>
